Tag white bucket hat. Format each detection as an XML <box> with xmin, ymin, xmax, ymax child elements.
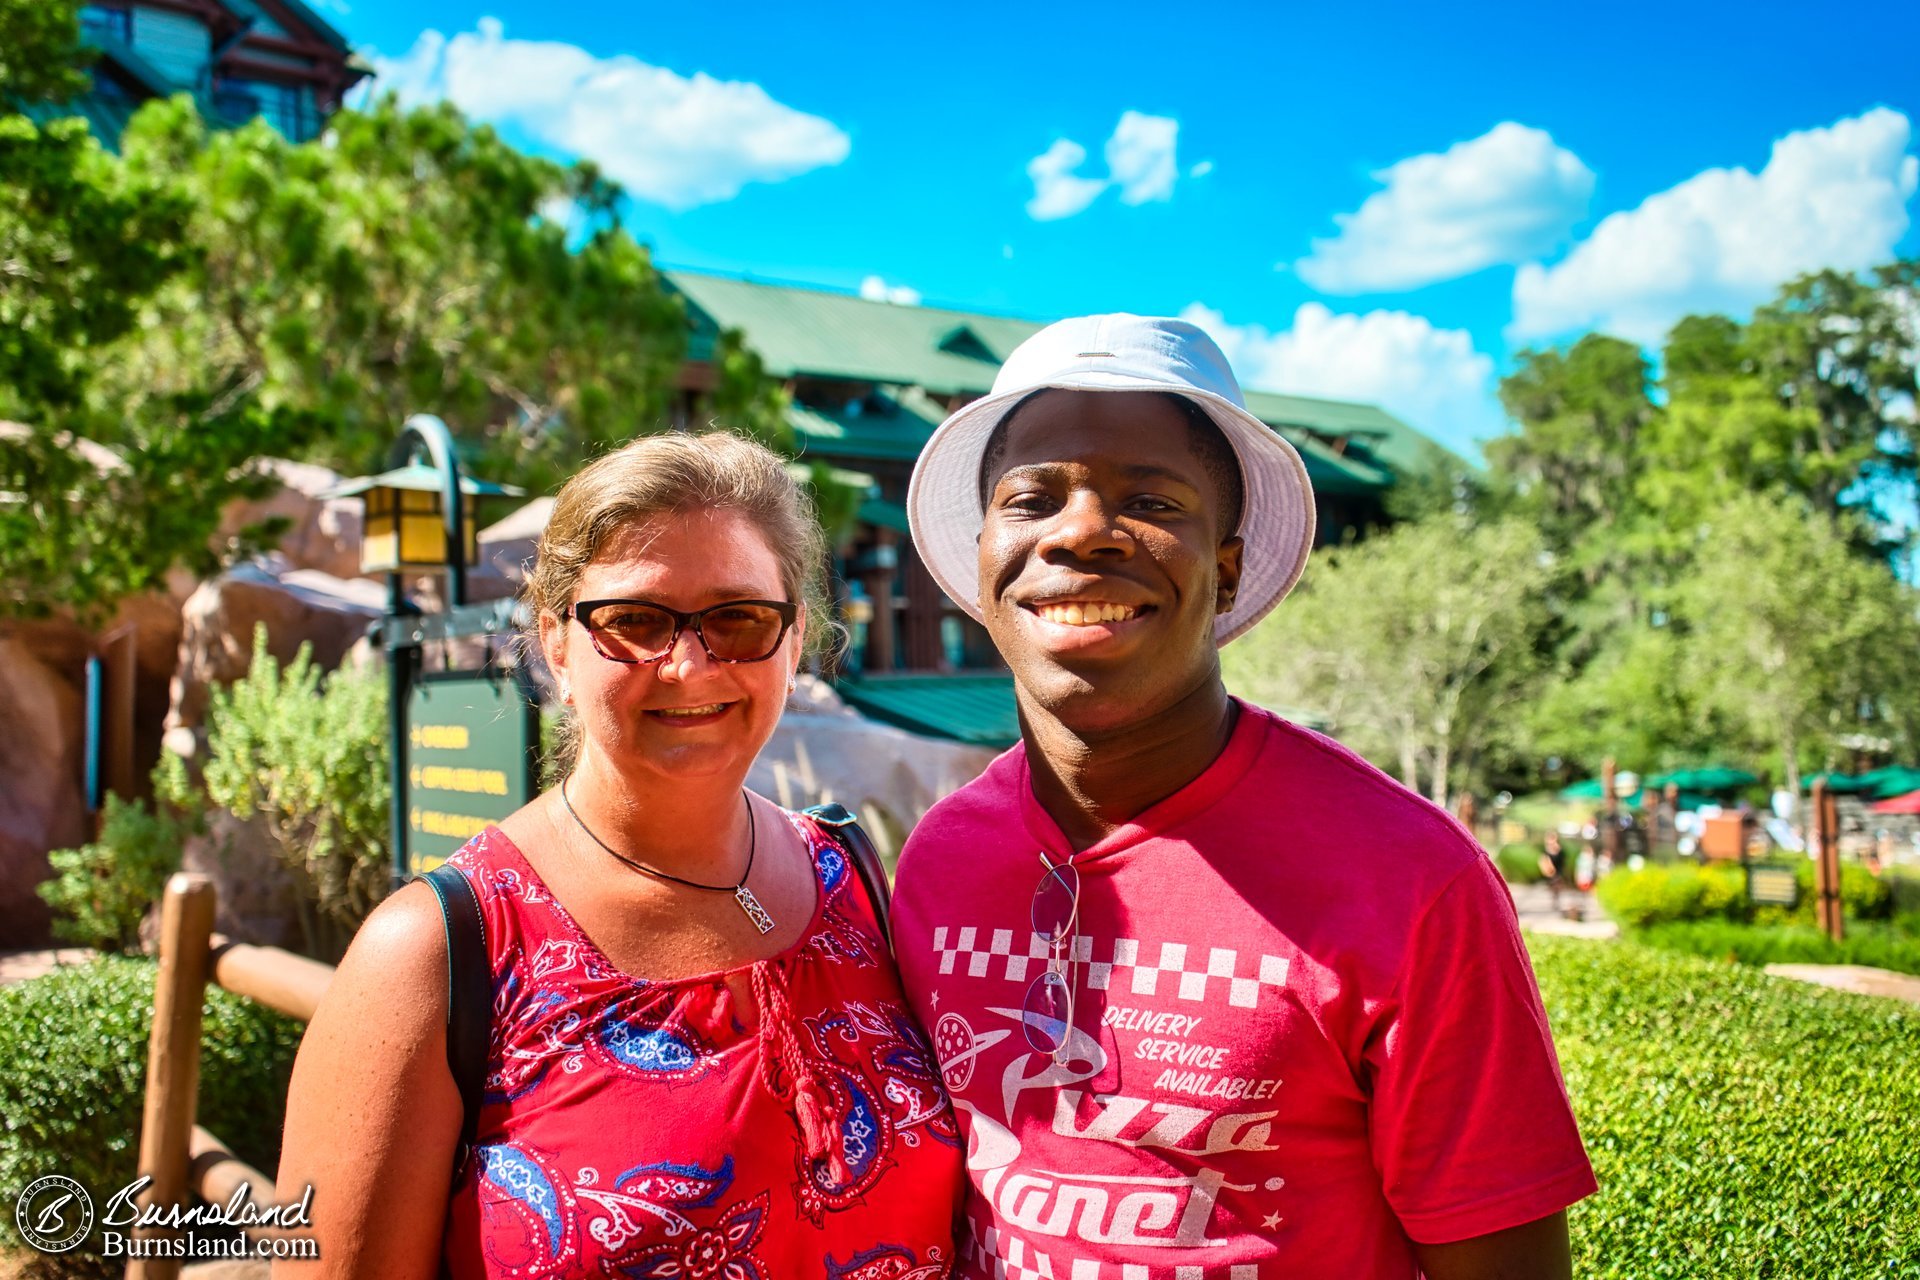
<box><xmin>905</xmin><ymin>313</ymin><xmax>1316</xmax><ymax>646</ymax></box>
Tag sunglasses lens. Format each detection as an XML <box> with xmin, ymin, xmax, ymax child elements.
<box><xmin>584</xmin><ymin>602</ymin><xmax>678</xmax><ymax>661</ymax></box>
<box><xmin>699</xmin><ymin>603</ymin><xmax>790</xmax><ymax>661</ymax></box>
<box><xmin>1032</xmin><ymin>863</ymin><xmax>1078</xmax><ymax>944</ymax></box>
<box><xmin>1023</xmin><ymin>969</ymin><xmax>1073</xmax><ymax>1055</ymax></box>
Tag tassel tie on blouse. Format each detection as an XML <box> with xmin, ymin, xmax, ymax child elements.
<box><xmin>751</xmin><ymin>963</ymin><xmax>851</xmax><ymax>1186</ymax></box>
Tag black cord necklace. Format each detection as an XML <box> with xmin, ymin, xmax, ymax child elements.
<box><xmin>559</xmin><ymin>776</ymin><xmax>775</xmax><ymax>934</ymax></box>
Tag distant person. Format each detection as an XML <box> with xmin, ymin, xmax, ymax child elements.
<box><xmin>1538</xmin><ymin>830</ymin><xmax>1569</xmax><ymax>911</ymax></box>
<box><xmin>278</xmin><ymin>433</ymin><xmax>961</xmax><ymax>1277</ymax></box>
<box><xmin>891</xmin><ymin>314</ymin><xmax>1594</xmax><ymax>1278</ymax></box>
<box><xmin>1573</xmin><ymin>842</ymin><xmax>1599</xmax><ymax>921</ymax></box>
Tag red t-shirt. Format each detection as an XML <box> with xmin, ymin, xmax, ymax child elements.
<box><xmin>891</xmin><ymin>702</ymin><xmax>1594</xmax><ymax>1279</ymax></box>
<box><xmin>440</xmin><ymin>814</ymin><xmax>963</xmax><ymax>1278</ymax></box>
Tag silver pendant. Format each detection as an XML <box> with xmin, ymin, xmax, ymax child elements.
<box><xmin>735</xmin><ymin>884</ymin><xmax>776</xmax><ymax>934</ymax></box>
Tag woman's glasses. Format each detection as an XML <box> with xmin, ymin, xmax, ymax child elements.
<box><xmin>571</xmin><ymin>598</ymin><xmax>798</xmax><ymax>665</ymax></box>
<box><xmin>1023</xmin><ymin>852</ymin><xmax>1080</xmax><ymax>1061</ymax></box>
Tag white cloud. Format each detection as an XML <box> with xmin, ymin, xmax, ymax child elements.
<box><xmin>1295</xmin><ymin>122</ymin><xmax>1595</xmax><ymax>294</ymax></box>
<box><xmin>1181</xmin><ymin>302</ymin><xmax>1504</xmax><ymax>457</ymax></box>
<box><xmin>1025</xmin><ymin>111</ymin><xmax>1180</xmax><ymax>220</ymax></box>
<box><xmin>858</xmin><ymin>275</ymin><xmax>920</xmax><ymax>306</ymax></box>
<box><xmin>369</xmin><ymin>18</ymin><xmax>850</xmax><ymax>210</ymax></box>
<box><xmin>1106</xmin><ymin>110</ymin><xmax>1179</xmax><ymax>204</ymax></box>
<box><xmin>1189</xmin><ymin>159</ymin><xmax>1215</xmax><ymax>179</ymax></box>
<box><xmin>1511</xmin><ymin>107</ymin><xmax>1919</xmax><ymax>345</ymax></box>
<box><xmin>1026</xmin><ymin>139</ymin><xmax>1108</xmax><ymax>220</ymax></box>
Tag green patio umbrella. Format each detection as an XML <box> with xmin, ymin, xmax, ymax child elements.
<box><xmin>1866</xmin><ymin>767</ymin><xmax>1920</xmax><ymax>799</ymax></box>
<box><xmin>1559</xmin><ymin>779</ymin><xmax>1647</xmax><ymax>806</ymax></box>
<box><xmin>1643</xmin><ymin>766</ymin><xmax>1758</xmax><ymax>793</ymax></box>
<box><xmin>1806</xmin><ymin>770</ymin><xmax>1876</xmax><ymax>794</ymax></box>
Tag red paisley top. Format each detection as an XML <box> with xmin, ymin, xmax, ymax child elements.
<box><xmin>439</xmin><ymin>813</ymin><xmax>963</xmax><ymax>1279</ymax></box>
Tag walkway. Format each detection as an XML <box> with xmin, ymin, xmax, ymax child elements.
<box><xmin>1507</xmin><ymin>882</ymin><xmax>1619</xmax><ymax>939</ymax></box>
<box><xmin>1763</xmin><ymin>963</ymin><xmax>1920</xmax><ymax>1006</ymax></box>
<box><xmin>0</xmin><ymin>947</ymin><xmax>93</xmax><ymax>986</ymax></box>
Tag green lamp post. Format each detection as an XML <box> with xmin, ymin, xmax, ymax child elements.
<box><xmin>323</xmin><ymin>415</ymin><xmax>523</xmax><ymax>888</ymax></box>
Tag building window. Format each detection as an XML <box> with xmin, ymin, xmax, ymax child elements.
<box><xmin>212</xmin><ymin>77</ymin><xmax>317</xmax><ymax>142</ymax></box>
<box><xmin>79</xmin><ymin>4</ymin><xmax>133</xmax><ymax>44</ymax></box>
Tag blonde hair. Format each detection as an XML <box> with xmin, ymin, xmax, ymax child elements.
<box><xmin>526</xmin><ymin>431</ymin><xmax>833</xmax><ymax>768</ymax></box>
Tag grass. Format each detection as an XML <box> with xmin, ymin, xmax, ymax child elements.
<box><xmin>1529</xmin><ymin>934</ymin><xmax>1920</xmax><ymax>1277</ymax></box>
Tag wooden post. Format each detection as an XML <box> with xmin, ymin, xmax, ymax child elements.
<box><xmin>129</xmin><ymin>874</ymin><xmax>216</xmax><ymax>1280</ymax></box>
<box><xmin>1601</xmin><ymin>757</ymin><xmax>1620</xmax><ymax>864</ymax></box>
<box><xmin>1455</xmin><ymin>793</ymin><xmax>1478</xmax><ymax>846</ymax></box>
<box><xmin>1813</xmin><ymin>781</ymin><xmax>1843</xmax><ymax>943</ymax></box>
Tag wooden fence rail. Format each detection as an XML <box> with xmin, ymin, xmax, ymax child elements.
<box><xmin>129</xmin><ymin>872</ymin><xmax>334</xmax><ymax>1280</ymax></box>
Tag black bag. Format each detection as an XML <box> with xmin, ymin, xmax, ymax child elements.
<box><xmin>422</xmin><ymin>805</ymin><xmax>892</xmax><ymax>1167</ymax></box>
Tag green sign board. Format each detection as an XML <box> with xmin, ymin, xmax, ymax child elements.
<box><xmin>1747</xmin><ymin>863</ymin><xmax>1800</xmax><ymax>908</ymax></box>
<box><xmin>403</xmin><ymin>673</ymin><xmax>538</xmax><ymax>874</ymax></box>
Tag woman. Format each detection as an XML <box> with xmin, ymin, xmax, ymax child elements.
<box><xmin>278</xmin><ymin>432</ymin><xmax>963</xmax><ymax>1278</ymax></box>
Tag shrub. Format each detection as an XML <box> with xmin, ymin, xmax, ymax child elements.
<box><xmin>1493</xmin><ymin>842</ymin><xmax>1547</xmax><ymax>885</ymax></box>
<box><xmin>1887</xmin><ymin>864</ymin><xmax>1920</xmax><ymax>916</ymax></box>
<box><xmin>1594</xmin><ymin>861</ymin><xmax>1746</xmax><ymax>928</ymax></box>
<box><xmin>35</xmin><ymin>795</ymin><xmax>186</xmax><ymax>952</ymax></box>
<box><xmin>1530</xmin><ymin>935</ymin><xmax>1920</xmax><ymax>1275</ymax></box>
<box><xmin>187</xmin><ymin>626</ymin><xmax>388</xmax><ymax>957</ymax></box>
<box><xmin>0</xmin><ymin>955</ymin><xmax>303</xmax><ymax>1276</ymax></box>
<box><xmin>1633</xmin><ymin>919</ymin><xmax>1920</xmax><ymax>977</ymax></box>
<box><xmin>1599</xmin><ymin>858</ymin><xmax>1900</xmax><ymax>936</ymax></box>
<box><xmin>1793</xmin><ymin>860</ymin><xmax>1894</xmax><ymax>922</ymax></box>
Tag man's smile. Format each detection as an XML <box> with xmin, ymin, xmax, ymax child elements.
<box><xmin>1024</xmin><ymin>599</ymin><xmax>1152</xmax><ymax>627</ymax></box>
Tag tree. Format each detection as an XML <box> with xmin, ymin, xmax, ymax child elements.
<box><xmin>0</xmin><ymin>112</ymin><xmax>248</xmax><ymax>619</ymax></box>
<box><xmin>1485</xmin><ymin>334</ymin><xmax>1657</xmax><ymax>559</ymax></box>
<box><xmin>109</xmin><ymin>96</ymin><xmax>785</xmax><ymax>492</ymax></box>
<box><xmin>0</xmin><ymin>0</ymin><xmax>89</xmax><ymax>106</ymax></box>
<box><xmin>1676</xmin><ymin>492</ymin><xmax>1915</xmax><ymax>793</ymax></box>
<box><xmin>1745</xmin><ymin>265</ymin><xmax>1919</xmax><ymax>532</ymax></box>
<box><xmin>1644</xmin><ymin>271</ymin><xmax>1920</xmax><ymax>558</ymax></box>
<box><xmin>1224</xmin><ymin>517</ymin><xmax>1553</xmax><ymax>806</ymax></box>
<box><xmin>3</xmin><ymin>92</ymin><xmax>795</xmax><ymax>620</ymax></box>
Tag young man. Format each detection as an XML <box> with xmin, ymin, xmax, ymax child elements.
<box><xmin>895</xmin><ymin>315</ymin><xmax>1595</xmax><ymax>1279</ymax></box>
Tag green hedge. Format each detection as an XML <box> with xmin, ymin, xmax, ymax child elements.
<box><xmin>1596</xmin><ymin>859</ymin><xmax>1894</xmax><ymax>930</ymax></box>
<box><xmin>1531</xmin><ymin>935</ymin><xmax>1920</xmax><ymax>1275</ymax></box>
<box><xmin>0</xmin><ymin>956</ymin><xmax>304</xmax><ymax>1276</ymax></box>
<box><xmin>1635</xmin><ymin>919</ymin><xmax>1920</xmax><ymax>977</ymax></box>
<box><xmin>1595</xmin><ymin>860</ymin><xmax>1746</xmax><ymax>927</ymax></box>
<box><xmin>1494</xmin><ymin>842</ymin><xmax>1548</xmax><ymax>885</ymax></box>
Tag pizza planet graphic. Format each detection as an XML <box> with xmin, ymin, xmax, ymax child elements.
<box><xmin>16</xmin><ymin>1175</ymin><xmax>93</xmax><ymax>1253</ymax></box>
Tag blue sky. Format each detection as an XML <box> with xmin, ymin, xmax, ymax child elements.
<box><xmin>324</xmin><ymin>0</ymin><xmax>1919</xmax><ymax>457</ymax></box>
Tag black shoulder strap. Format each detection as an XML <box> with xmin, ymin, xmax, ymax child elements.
<box><xmin>804</xmin><ymin>803</ymin><xmax>892</xmax><ymax>952</ymax></box>
<box><xmin>421</xmin><ymin>862</ymin><xmax>488</xmax><ymax>1163</ymax></box>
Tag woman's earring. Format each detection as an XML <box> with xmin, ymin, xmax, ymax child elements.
<box><xmin>787</xmin><ymin>675</ymin><xmax>797</xmax><ymax>694</ymax></box>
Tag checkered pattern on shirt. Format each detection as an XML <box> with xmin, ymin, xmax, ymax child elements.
<box><xmin>932</xmin><ymin>926</ymin><xmax>1290</xmax><ymax>1009</ymax></box>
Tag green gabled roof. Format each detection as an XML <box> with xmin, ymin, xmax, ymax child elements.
<box><xmin>1243</xmin><ymin>389</ymin><xmax>1470</xmax><ymax>477</ymax></box>
<box><xmin>669</xmin><ymin>269</ymin><xmax>1456</xmax><ymax>487</ymax></box>
<box><xmin>787</xmin><ymin>386</ymin><xmax>946</xmax><ymax>462</ymax></box>
<box><xmin>1269</xmin><ymin>426</ymin><xmax>1393</xmax><ymax>495</ymax></box>
<box><xmin>666</xmin><ymin>270</ymin><xmax>1041</xmax><ymax>397</ymax></box>
<box><xmin>833</xmin><ymin>673</ymin><xmax>1020</xmax><ymax>748</ymax></box>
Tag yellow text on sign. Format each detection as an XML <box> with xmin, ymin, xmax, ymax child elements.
<box><xmin>409</xmin><ymin>808</ymin><xmax>490</xmax><ymax>840</ymax></box>
<box><xmin>410</xmin><ymin>724</ymin><xmax>471</xmax><ymax>750</ymax></box>
<box><xmin>411</xmin><ymin>765</ymin><xmax>510</xmax><ymax>796</ymax></box>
